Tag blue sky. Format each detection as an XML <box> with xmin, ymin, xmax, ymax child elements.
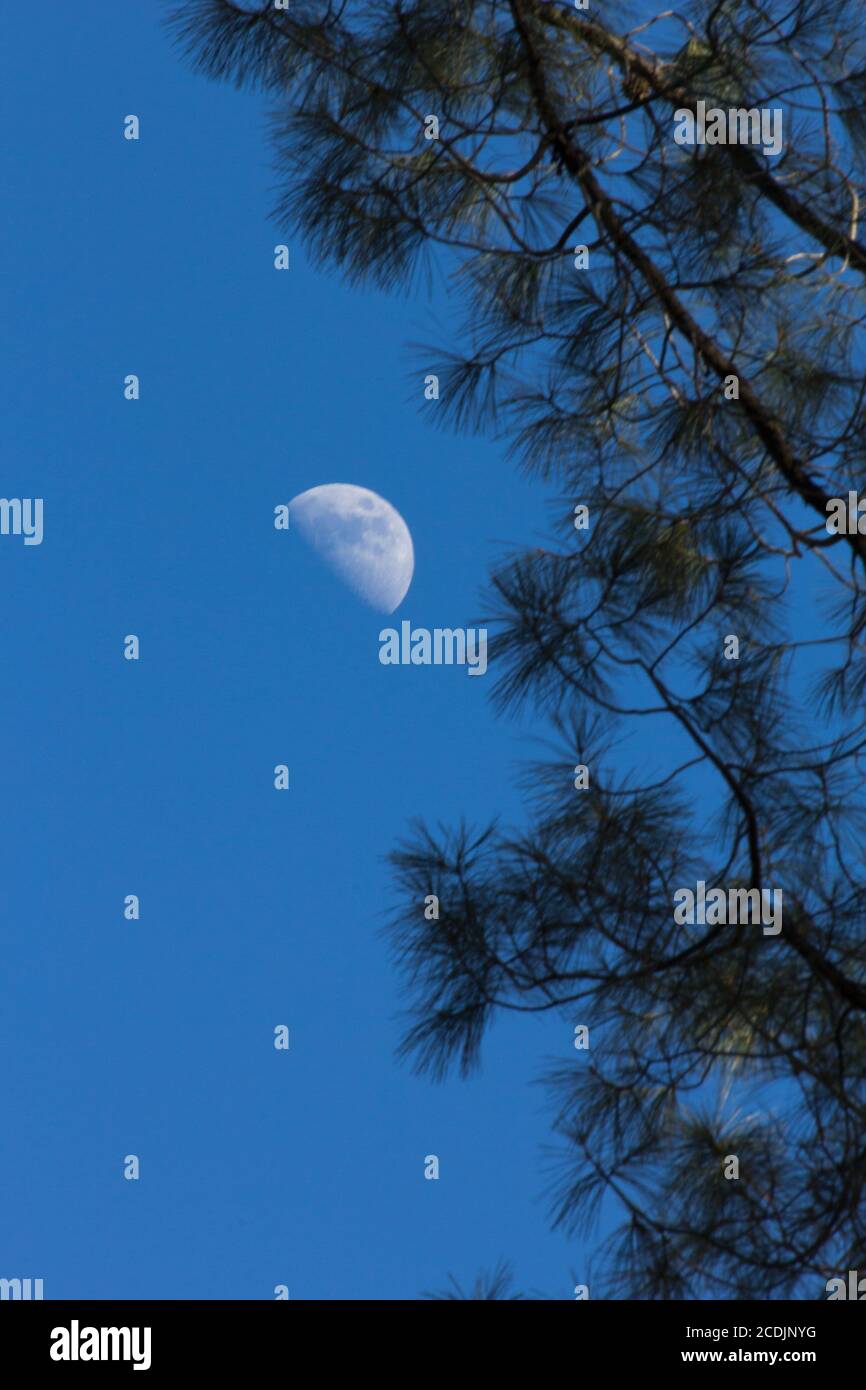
<box><xmin>0</xmin><ymin>1</ymin><xmax>592</xmax><ymax>1299</ymax></box>
<box><xmin>2</xmin><ymin>0</ymin><xmax>844</xmax><ymax>1305</ymax></box>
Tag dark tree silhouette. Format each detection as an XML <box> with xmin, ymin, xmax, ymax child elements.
<box><xmin>424</xmin><ymin>1259</ymin><xmax>526</xmax><ymax>1300</ymax></box>
<box><xmin>170</xmin><ymin>0</ymin><xmax>866</xmax><ymax>1297</ymax></box>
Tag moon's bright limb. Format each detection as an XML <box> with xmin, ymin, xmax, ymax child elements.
<box><xmin>289</xmin><ymin>483</ymin><xmax>414</xmax><ymax>613</ymax></box>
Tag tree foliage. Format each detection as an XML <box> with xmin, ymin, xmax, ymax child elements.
<box><xmin>170</xmin><ymin>0</ymin><xmax>866</xmax><ymax>1297</ymax></box>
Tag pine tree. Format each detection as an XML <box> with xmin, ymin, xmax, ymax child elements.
<box><xmin>170</xmin><ymin>0</ymin><xmax>866</xmax><ymax>1297</ymax></box>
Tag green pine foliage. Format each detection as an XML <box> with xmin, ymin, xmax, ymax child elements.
<box><xmin>171</xmin><ymin>0</ymin><xmax>866</xmax><ymax>1298</ymax></box>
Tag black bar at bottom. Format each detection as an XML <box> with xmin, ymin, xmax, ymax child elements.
<box><xmin>0</xmin><ymin>1297</ymin><xmax>860</xmax><ymax>1375</ymax></box>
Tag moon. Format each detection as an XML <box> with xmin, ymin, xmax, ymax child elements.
<box><xmin>289</xmin><ymin>483</ymin><xmax>414</xmax><ymax>613</ymax></box>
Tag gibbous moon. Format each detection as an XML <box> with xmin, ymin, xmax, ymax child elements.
<box><xmin>289</xmin><ymin>483</ymin><xmax>414</xmax><ymax>613</ymax></box>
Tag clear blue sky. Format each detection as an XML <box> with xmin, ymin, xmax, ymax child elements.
<box><xmin>0</xmin><ymin>0</ymin><xmax>592</xmax><ymax>1299</ymax></box>
<box><xmin>3</xmin><ymin>0</ymin><xmax>835</xmax><ymax>1304</ymax></box>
